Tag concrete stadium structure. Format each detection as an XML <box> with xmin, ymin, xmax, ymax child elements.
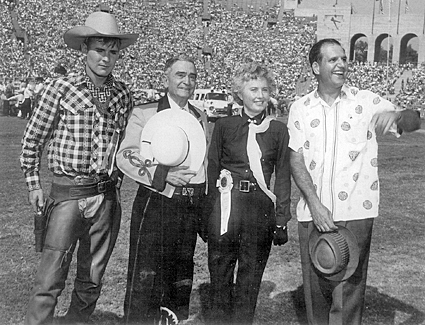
<box><xmin>199</xmin><ymin>0</ymin><xmax>425</xmax><ymax>64</ymax></box>
<box><xmin>296</xmin><ymin>0</ymin><xmax>425</xmax><ymax>64</ymax></box>
<box><xmin>108</xmin><ymin>0</ymin><xmax>425</xmax><ymax>64</ymax></box>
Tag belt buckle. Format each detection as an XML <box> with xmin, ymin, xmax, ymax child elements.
<box><xmin>182</xmin><ymin>187</ymin><xmax>194</xmax><ymax>196</ymax></box>
<box><xmin>74</xmin><ymin>175</ymin><xmax>88</xmax><ymax>185</ymax></box>
<box><xmin>239</xmin><ymin>180</ymin><xmax>250</xmax><ymax>193</ymax></box>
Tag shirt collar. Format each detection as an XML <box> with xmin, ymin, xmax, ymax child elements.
<box><xmin>241</xmin><ymin>110</ymin><xmax>266</xmax><ymax>125</ymax></box>
<box><xmin>73</xmin><ymin>71</ymin><xmax>115</xmax><ymax>88</ymax></box>
<box><xmin>308</xmin><ymin>84</ymin><xmax>355</xmax><ymax>108</ymax></box>
<box><xmin>83</xmin><ymin>74</ymin><xmax>115</xmax><ymax>90</ymax></box>
<box><xmin>167</xmin><ymin>93</ymin><xmax>189</xmax><ymax>111</ymax></box>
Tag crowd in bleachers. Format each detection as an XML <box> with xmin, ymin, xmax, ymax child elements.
<box><xmin>0</xmin><ymin>0</ymin><xmax>316</xmax><ymax>103</ymax></box>
<box><xmin>396</xmin><ymin>64</ymin><xmax>425</xmax><ymax>109</ymax></box>
<box><xmin>1</xmin><ymin>0</ymin><xmax>425</xmax><ymax>111</ymax></box>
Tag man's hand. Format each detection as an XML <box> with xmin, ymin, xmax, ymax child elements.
<box><xmin>310</xmin><ymin>202</ymin><xmax>337</xmax><ymax>233</ymax></box>
<box><xmin>28</xmin><ymin>189</ymin><xmax>44</xmax><ymax>213</ymax></box>
<box><xmin>371</xmin><ymin>111</ymin><xmax>400</xmax><ymax>135</ymax></box>
<box><xmin>166</xmin><ymin>166</ymin><xmax>196</xmax><ymax>187</ymax></box>
<box><xmin>273</xmin><ymin>226</ymin><xmax>288</xmax><ymax>246</ymax></box>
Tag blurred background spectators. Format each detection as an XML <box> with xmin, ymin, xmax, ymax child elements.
<box><xmin>1</xmin><ymin>0</ymin><xmax>424</xmax><ymax>114</ymax></box>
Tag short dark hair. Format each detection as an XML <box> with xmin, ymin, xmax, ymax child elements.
<box><xmin>84</xmin><ymin>36</ymin><xmax>121</xmax><ymax>50</ymax></box>
<box><xmin>309</xmin><ymin>38</ymin><xmax>342</xmax><ymax>67</ymax></box>
<box><xmin>164</xmin><ymin>54</ymin><xmax>196</xmax><ymax>74</ymax></box>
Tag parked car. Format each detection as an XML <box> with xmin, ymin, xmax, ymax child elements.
<box><xmin>190</xmin><ymin>89</ymin><xmax>233</xmax><ymax>122</ymax></box>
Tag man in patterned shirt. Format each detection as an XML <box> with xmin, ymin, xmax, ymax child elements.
<box><xmin>288</xmin><ymin>38</ymin><xmax>420</xmax><ymax>325</ymax></box>
<box><xmin>20</xmin><ymin>11</ymin><xmax>138</xmax><ymax>325</ymax></box>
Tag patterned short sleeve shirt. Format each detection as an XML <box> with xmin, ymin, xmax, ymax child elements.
<box><xmin>288</xmin><ymin>85</ymin><xmax>397</xmax><ymax>222</ymax></box>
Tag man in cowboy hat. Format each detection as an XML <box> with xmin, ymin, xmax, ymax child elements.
<box><xmin>288</xmin><ymin>38</ymin><xmax>420</xmax><ymax>325</ymax></box>
<box><xmin>116</xmin><ymin>54</ymin><xmax>209</xmax><ymax>325</ymax></box>
<box><xmin>20</xmin><ymin>11</ymin><xmax>138</xmax><ymax>325</ymax></box>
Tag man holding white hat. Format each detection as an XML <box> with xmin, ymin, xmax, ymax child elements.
<box><xmin>20</xmin><ymin>11</ymin><xmax>138</xmax><ymax>325</ymax></box>
<box><xmin>116</xmin><ymin>54</ymin><xmax>208</xmax><ymax>325</ymax></box>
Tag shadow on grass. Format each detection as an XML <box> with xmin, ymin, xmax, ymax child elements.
<box><xmin>56</xmin><ymin>281</ymin><xmax>425</xmax><ymax>325</ymax></box>
<box><xmin>195</xmin><ymin>281</ymin><xmax>425</xmax><ymax>325</ymax></box>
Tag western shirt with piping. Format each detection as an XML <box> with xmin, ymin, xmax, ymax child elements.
<box><xmin>20</xmin><ymin>73</ymin><xmax>133</xmax><ymax>190</ymax></box>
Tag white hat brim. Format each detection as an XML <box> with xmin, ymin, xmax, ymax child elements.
<box><xmin>64</xmin><ymin>26</ymin><xmax>138</xmax><ymax>50</ymax></box>
<box><xmin>140</xmin><ymin>109</ymin><xmax>206</xmax><ymax>172</ymax></box>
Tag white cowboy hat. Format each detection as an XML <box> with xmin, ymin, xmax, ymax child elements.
<box><xmin>64</xmin><ymin>11</ymin><xmax>138</xmax><ymax>51</ymax></box>
<box><xmin>140</xmin><ymin>109</ymin><xmax>206</xmax><ymax>171</ymax></box>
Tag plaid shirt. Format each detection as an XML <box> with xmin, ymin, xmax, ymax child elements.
<box><xmin>20</xmin><ymin>73</ymin><xmax>133</xmax><ymax>191</ymax></box>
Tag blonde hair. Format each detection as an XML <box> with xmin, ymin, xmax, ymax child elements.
<box><xmin>232</xmin><ymin>61</ymin><xmax>276</xmax><ymax>106</ymax></box>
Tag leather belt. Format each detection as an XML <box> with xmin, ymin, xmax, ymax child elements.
<box><xmin>50</xmin><ymin>174</ymin><xmax>116</xmax><ymax>201</ymax></box>
<box><xmin>173</xmin><ymin>183</ymin><xmax>206</xmax><ymax>199</ymax></box>
<box><xmin>233</xmin><ymin>180</ymin><xmax>258</xmax><ymax>193</ymax></box>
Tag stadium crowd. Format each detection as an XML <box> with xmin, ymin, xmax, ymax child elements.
<box><xmin>1</xmin><ymin>0</ymin><xmax>425</xmax><ymax>113</ymax></box>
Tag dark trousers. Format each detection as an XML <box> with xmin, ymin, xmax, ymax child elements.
<box><xmin>207</xmin><ymin>189</ymin><xmax>275</xmax><ymax>325</ymax></box>
<box><xmin>3</xmin><ymin>99</ymin><xmax>12</xmax><ymax>116</ymax></box>
<box><xmin>124</xmin><ymin>186</ymin><xmax>202</xmax><ymax>324</ymax></box>
<box><xmin>298</xmin><ymin>219</ymin><xmax>374</xmax><ymax>325</ymax></box>
<box><xmin>25</xmin><ymin>191</ymin><xmax>120</xmax><ymax>325</ymax></box>
<box><xmin>21</xmin><ymin>98</ymin><xmax>31</xmax><ymax>118</ymax></box>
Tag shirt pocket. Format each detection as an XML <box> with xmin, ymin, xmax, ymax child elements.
<box><xmin>341</xmin><ymin>111</ymin><xmax>368</xmax><ymax>144</ymax></box>
<box><xmin>60</xmin><ymin>100</ymin><xmax>91</xmax><ymax>137</ymax></box>
<box><xmin>61</xmin><ymin>97</ymin><xmax>87</xmax><ymax>115</ymax></box>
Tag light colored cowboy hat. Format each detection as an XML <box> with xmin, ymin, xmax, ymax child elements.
<box><xmin>140</xmin><ymin>109</ymin><xmax>206</xmax><ymax>171</ymax></box>
<box><xmin>64</xmin><ymin>11</ymin><xmax>138</xmax><ymax>51</ymax></box>
<box><xmin>309</xmin><ymin>225</ymin><xmax>360</xmax><ymax>282</ymax></box>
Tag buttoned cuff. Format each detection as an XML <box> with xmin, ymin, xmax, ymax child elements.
<box><xmin>25</xmin><ymin>171</ymin><xmax>41</xmax><ymax>191</ymax></box>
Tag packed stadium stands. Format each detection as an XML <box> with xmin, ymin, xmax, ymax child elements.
<box><xmin>1</xmin><ymin>0</ymin><xmax>424</xmax><ymax>109</ymax></box>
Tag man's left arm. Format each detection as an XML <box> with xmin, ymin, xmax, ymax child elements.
<box><xmin>368</xmin><ymin>92</ymin><xmax>421</xmax><ymax>135</ymax></box>
<box><xmin>372</xmin><ymin>109</ymin><xmax>421</xmax><ymax>135</ymax></box>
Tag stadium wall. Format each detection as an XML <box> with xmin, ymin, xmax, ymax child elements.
<box><xmin>296</xmin><ymin>3</ymin><xmax>425</xmax><ymax>64</ymax></box>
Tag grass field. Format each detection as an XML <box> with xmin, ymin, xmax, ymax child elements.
<box><xmin>0</xmin><ymin>115</ymin><xmax>424</xmax><ymax>325</ymax></box>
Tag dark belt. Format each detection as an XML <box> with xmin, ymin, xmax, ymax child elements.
<box><xmin>233</xmin><ymin>180</ymin><xmax>258</xmax><ymax>193</ymax></box>
<box><xmin>51</xmin><ymin>174</ymin><xmax>116</xmax><ymax>201</ymax></box>
<box><xmin>172</xmin><ymin>183</ymin><xmax>206</xmax><ymax>199</ymax></box>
